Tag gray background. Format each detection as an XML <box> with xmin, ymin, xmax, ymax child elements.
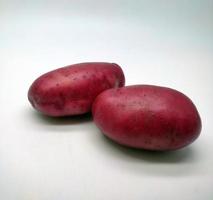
<box><xmin>0</xmin><ymin>0</ymin><xmax>213</xmax><ymax>199</ymax></box>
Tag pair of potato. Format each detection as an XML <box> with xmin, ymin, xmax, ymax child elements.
<box><xmin>28</xmin><ymin>62</ymin><xmax>201</xmax><ymax>151</ymax></box>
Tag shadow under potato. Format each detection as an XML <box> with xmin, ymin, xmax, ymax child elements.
<box><xmin>100</xmin><ymin>133</ymin><xmax>197</xmax><ymax>164</ymax></box>
<box><xmin>30</xmin><ymin>110</ymin><xmax>92</xmax><ymax>125</ymax></box>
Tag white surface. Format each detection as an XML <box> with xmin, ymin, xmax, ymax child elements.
<box><xmin>0</xmin><ymin>0</ymin><xmax>213</xmax><ymax>199</ymax></box>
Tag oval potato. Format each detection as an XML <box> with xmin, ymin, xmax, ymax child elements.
<box><xmin>92</xmin><ymin>85</ymin><xmax>201</xmax><ymax>151</ymax></box>
<box><xmin>28</xmin><ymin>62</ymin><xmax>125</xmax><ymax>116</ymax></box>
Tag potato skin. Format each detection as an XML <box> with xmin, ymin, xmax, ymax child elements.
<box><xmin>28</xmin><ymin>62</ymin><xmax>125</xmax><ymax>116</ymax></box>
<box><xmin>92</xmin><ymin>85</ymin><xmax>202</xmax><ymax>151</ymax></box>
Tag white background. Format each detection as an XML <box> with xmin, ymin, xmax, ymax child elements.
<box><xmin>0</xmin><ymin>0</ymin><xmax>213</xmax><ymax>199</ymax></box>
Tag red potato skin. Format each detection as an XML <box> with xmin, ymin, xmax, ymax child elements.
<box><xmin>28</xmin><ymin>62</ymin><xmax>125</xmax><ymax>116</ymax></box>
<box><xmin>92</xmin><ymin>85</ymin><xmax>202</xmax><ymax>151</ymax></box>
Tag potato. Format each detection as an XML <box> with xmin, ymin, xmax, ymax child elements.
<box><xmin>92</xmin><ymin>85</ymin><xmax>201</xmax><ymax>151</ymax></box>
<box><xmin>28</xmin><ymin>62</ymin><xmax>125</xmax><ymax>116</ymax></box>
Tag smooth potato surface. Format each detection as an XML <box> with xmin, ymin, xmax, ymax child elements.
<box><xmin>92</xmin><ymin>85</ymin><xmax>201</xmax><ymax>150</ymax></box>
<box><xmin>28</xmin><ymin>62</ymin><xmax>125</xmax><ymax>116</ymax></box>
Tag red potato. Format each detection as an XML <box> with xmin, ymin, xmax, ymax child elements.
<box><xmin>28</xmin><ymin>62</ymin><xmax>125</xmax><ymax>117</ymax></box>
<box><xmin>92</xmin><ymin>85</ymin><xmax>201</xmax><ymax>151</ymax></box>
